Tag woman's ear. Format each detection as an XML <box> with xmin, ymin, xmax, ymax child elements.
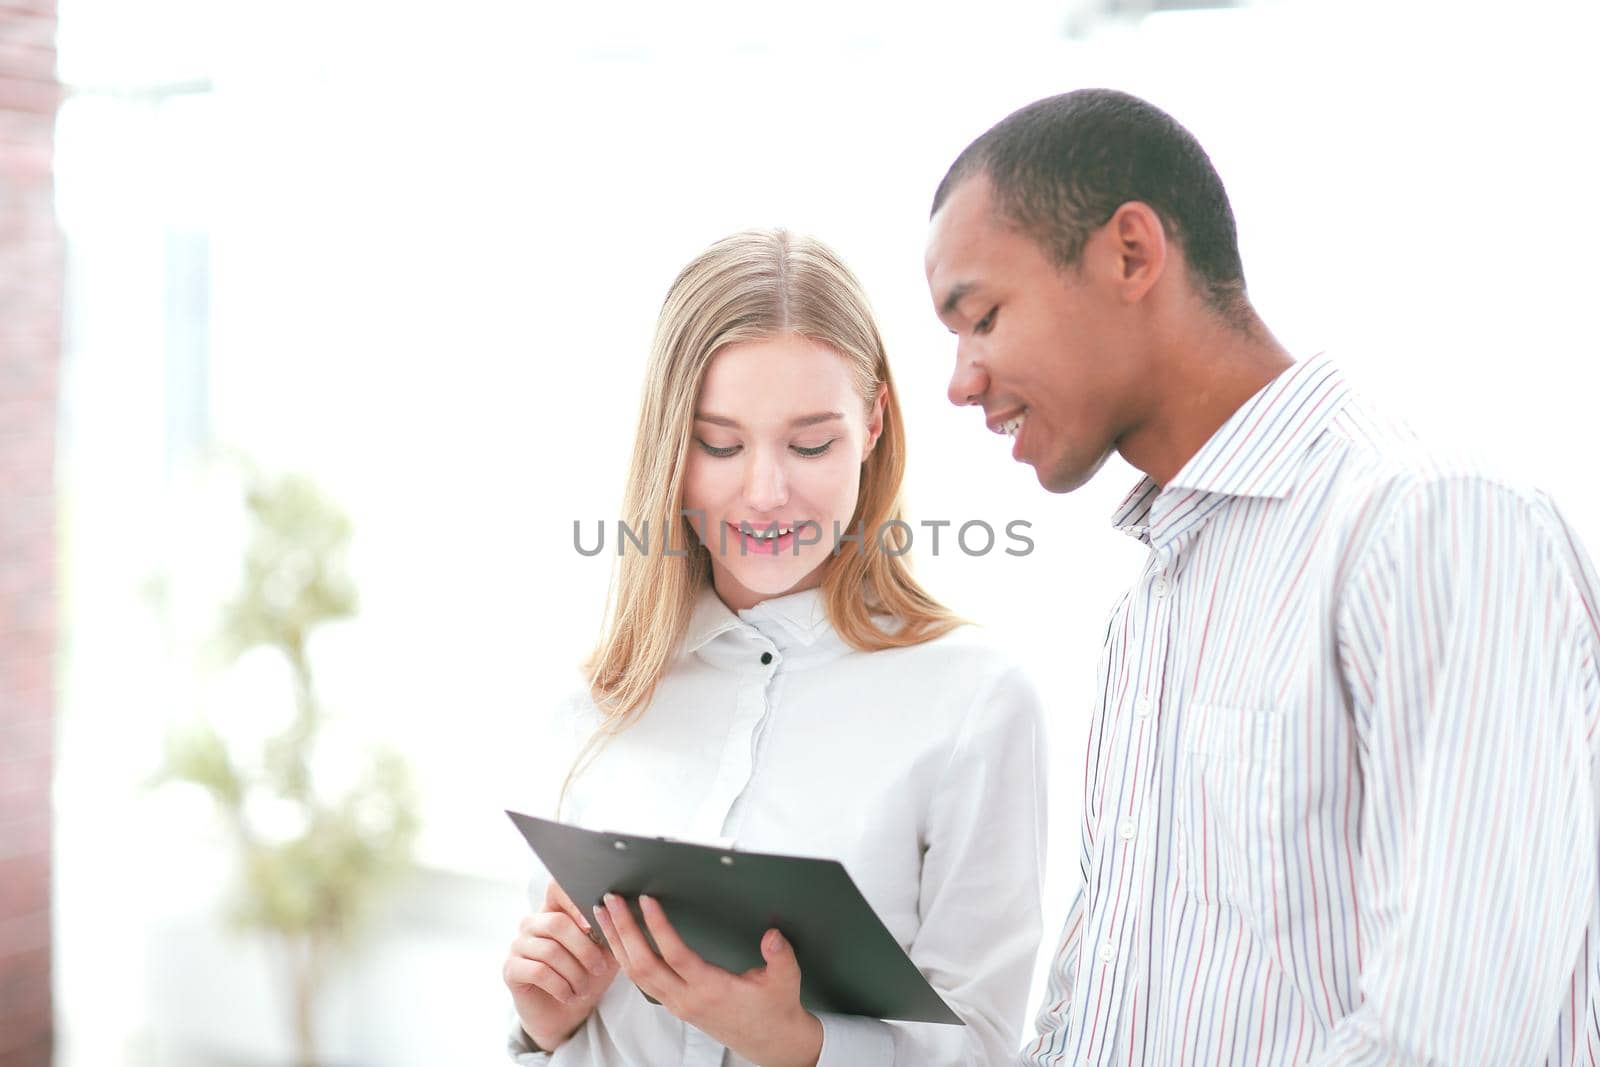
<box><xmin>862</xmin><ymin>384</ymin><xmax>888</xmax><ymax>461</ymax></box>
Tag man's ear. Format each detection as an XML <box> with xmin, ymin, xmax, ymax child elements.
<box><xmin>862</xmin><ymin>384</ymin><xmax>889</xmax><ymax>461</ymax></box>
<box><xmin>1100</xmin><ymin>200</ymin><xmax>1168</xmax><ymax>305</ymax></box>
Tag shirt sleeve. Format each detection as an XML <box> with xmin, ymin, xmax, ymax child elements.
<box><xmin>506</xmin><ymin>1014</ymin><xmax>555</xmax><ymax>1064</ymax></box>
<box><xmin>1019</xmin><ymin>883</ymin><xmax>1086</xmax><ymax>1066</ymax></box>
<box><xmin>814</xmin><ymin>661</ymin><xmax>1048</xmax><ymax>1066</ymax></box>
<box><xmin>1310</xmin><ymin>475</ymin><xmax>1600</xmax><ymax>1065</ymax></box>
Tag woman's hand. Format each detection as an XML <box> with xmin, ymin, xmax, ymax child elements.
<box><xmin>503</xmin><ymin>879</ymin><xmax>621</xmax><ymax>1052</ymax></box>
<box><xmin>593</xmin><ymin>892</ymin><xmax>824</xmax><ymax>1067</ymax></box>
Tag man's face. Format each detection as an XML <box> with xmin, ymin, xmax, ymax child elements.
<box><xmin>925</xmin><ymin>174</ymin><xmax>1143</xmax><ymax>493</ymax></box>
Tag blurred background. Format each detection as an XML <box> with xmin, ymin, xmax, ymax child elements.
<box><xmin>2</xmin><ymin>0</ymin><xmax>1598</xmax><ymax>1063</ymax></box>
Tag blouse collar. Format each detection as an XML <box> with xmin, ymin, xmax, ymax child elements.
<box><xmin>684</xmin><ymin>584</ymin><xmax>850</xmax><ymax>669</ymax></box>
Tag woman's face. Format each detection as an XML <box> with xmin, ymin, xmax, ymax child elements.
<box><xmin>682</xmin><ymin>333</ymin><xmax>886</xmax><ymax>612</ymax></box>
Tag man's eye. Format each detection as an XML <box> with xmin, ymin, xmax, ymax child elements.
<box><xmin>974</xmin><ymin>307</ymin><xmax>998</xmax><ymax>335</ymax></box>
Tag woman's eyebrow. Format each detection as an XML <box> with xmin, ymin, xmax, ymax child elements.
<box><xmin>791</xmin><ymin>411</ymin><xmax>844</xmax><ymax>428</ymax></box>
<box><xmin>694</xmin><ymin>411</ymin><xmax>844</xmax><ymax>429</ymax></box>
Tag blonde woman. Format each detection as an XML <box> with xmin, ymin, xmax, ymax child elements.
<box><xmin>503</xmin><ymin>230</ymin><xmax>1045</xmax><ymax>1066</ymax></box>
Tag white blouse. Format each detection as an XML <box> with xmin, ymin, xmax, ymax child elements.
<box><xmin>507</xmin><ymin>586</ymin><xmax>1047</xmax><ymax>1065</ymax></box>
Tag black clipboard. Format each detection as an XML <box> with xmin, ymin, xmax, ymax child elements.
<box><xmin>506</xmin><ymin>810</ymin><xmax>963</xmax><ymax>1025</ymax></box>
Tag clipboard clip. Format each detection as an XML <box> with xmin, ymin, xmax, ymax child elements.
<box><xmin>600</xmin><ymin>830</ymin><xmax>739</xmax><ymax>851</ymax></box>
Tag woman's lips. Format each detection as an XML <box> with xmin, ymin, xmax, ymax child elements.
<box><xmin>727</xmin><ymin>522</ymin><xmax>799</xmax><ymax>557</ymax></box>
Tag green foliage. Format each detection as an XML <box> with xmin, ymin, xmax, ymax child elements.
<box><xmin>220</xmin><ymin>472</ymin><xmax>358</xmax><ymax>663</ymax></box>
<box><xmin>158</xmin><ymin>720</ymin><xmax>243</xmax><ymax>809</ymax></box>
<box><xmin>230</xmin><ymin>753</ymin><xmax>420</xmax><ymax>941</ymax></box>
<box><xmin>154</xmin><ymin>469</ymin><xmax>419</xmax><ymax>952</ymax></box>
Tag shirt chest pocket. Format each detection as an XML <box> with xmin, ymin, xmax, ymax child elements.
<box><xmin>1175</xmin><ymin>701</ymin><xmax>1284</xmax><ymax>920</ymax></box>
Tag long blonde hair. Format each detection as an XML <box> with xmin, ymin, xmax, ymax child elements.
<box><xmin>560</xmin><ymin>229</ymin><xmax>959</xmax><ymax>809</ymax></box>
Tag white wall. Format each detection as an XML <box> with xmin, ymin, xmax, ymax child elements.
<box><xmin>52</xmin><ymin>0</ymin><xmax>1600</xmax><ymax>1060</ymax></box>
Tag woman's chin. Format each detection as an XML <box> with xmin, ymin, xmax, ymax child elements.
<box><xmin>714</xmin><ymin>557</ymin><xmax>826</xmax><ymax>602</ymax></box>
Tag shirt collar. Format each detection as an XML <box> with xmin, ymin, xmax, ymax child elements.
<box><xmin>736</xmin><ymin>587</ymin><xmax>834</xmax><ymax>652</ymax></box>
<box><xmin>1113</xmin><ymin>354</ymin><xmax>1351</xmax><ymax>548</ymax></box>
<box><xmin>685</xmin><ymin>584</ymin><xmax>744</xmax><ymax>653</ymax></box>
<box><xmin>683</xmin><ymin>584</ymin><xmax>843</xmax><ymax>660</ymax></box>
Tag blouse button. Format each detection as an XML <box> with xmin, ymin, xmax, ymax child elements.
<box><xmin>760</xmin><ymin>652</ymin><xmax>772</xmax><ymax>665</ymax></box>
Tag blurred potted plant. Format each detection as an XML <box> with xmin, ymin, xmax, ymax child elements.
<box><xmin>155</xmin><ymin>470</ymin><xmax>420</xmax><ymax>1067</ymax></box>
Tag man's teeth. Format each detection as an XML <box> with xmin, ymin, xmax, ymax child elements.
<box><xmin>1001</xmin><ymin>414</ymin><xmax>1026</xmax><ymax>438</ymax></box>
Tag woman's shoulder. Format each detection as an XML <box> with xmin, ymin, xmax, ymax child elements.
<box><xmin>872</xmin><ymin>617</ymin><xmax>1018</xmax><ymax>662</ymax></box>
<box><xmin>861</xmin><ymin>620</ymin><xmax>1040</xmax><ymax>701</ymax></box>
<box><xmin>850</xmin><ymin>622</ymin><xmax>1046</xmax><ymax>760</ymax></box>
<box><xmin>547</xmin><ymin>672</ymin><xmax>603</xmax><ymax>734</ymax></box>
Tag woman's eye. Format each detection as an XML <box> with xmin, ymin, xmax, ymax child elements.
<box><xmin>974</xmin><ymin>307</ymin><xmax>998</xmax><ymax>335</ymax></box>
<box><xmin>792</xmin><ymin>440</ymin><xmax>836</xmax><ymax>458</ymax></box>
<box><xmin>696</xmin><ymin>439</ymin><xmax>741</xmax><ymax>458</ymax></box>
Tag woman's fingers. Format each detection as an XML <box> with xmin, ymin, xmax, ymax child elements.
<box><xmin>503</xmin><ymin>951</ymin><xmax>580</xmax><ymax>1004</ymax></box>
<box><xmin>591</xmin><ymin>896</ymin><xmax>635</xmax><ymax>972</ymax></box>
<box><xmin>545</xmin><ymin>879</ymin><xmax>596</xmax><ymax>937</ymax></box>
<box><xmin>595</xmin><ymin>893</ymin><xmax>686</xmax><ymax>1000</ymax></box>
<box><xmin>515</xmin><ymin>932</ymin><xmax>589</xmax><ymax>1000</ymax></box>
<box><xmin>506</xmin><ymin>914</ymin><xmax>614</xmax><ymax>1005</ymax></box>
<box><xmin>637</xmin><ymin>894</ymin><xmax>710</xmax><ymax>981</ymax></box>
<box><xmin>523</xmin><ymin>911</ymin><xmax>612</xmax><ymax>978</ymax></box>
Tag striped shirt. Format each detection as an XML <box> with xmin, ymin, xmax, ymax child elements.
<box><xmin>1024</xmin><ymin>354</ymin><xmax>1600</xmax><ymax>1066</ymax></box>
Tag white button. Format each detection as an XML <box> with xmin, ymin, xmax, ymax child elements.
<box><xmin>1098</xmin><ymin>941</ymin><xmax>1115</xmax><ymax>963</ymax></box>
<box><xmin>1135</xmin><ymin>695</ymin><xmax>1153</xmax><ymax>717</ymax></box>
<box><xmin>1119</xmin><ymin>819</ymin><xmax>1136</xmax><ymax>840</ymax></box>
<box><xmin>1152</xmin><ymin>576</ymin><xmax>1169</xmax><ymax>599</ymax></box>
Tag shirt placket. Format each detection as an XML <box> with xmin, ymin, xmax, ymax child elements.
<box><xmin>687</xmin><ymin>642</ymin><xmax>780</xmax><ymax>843</ymax></box>
<box><xmin>683</xmin><ymin>640</ymin><xmax>782</xmax><ymax>1067</ymax></box>
<box><xmin>1083</xmin><ymin>540</ymin><xmax>1178</xmax><ymax>1067</ymax></box>
<box><xmin>719</xmin><ymin>646</ymin><xmax>785</xmax><ymax>842</ymax></box>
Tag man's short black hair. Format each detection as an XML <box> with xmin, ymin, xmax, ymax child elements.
<box><xmin>933</xmin><ymin>89</ymin><xmax>1250</xmax><ymax>327</ymax></box>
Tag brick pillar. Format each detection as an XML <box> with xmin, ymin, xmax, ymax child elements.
<box><xmin>0</xmin><ymin>3</ymin><xmax>61</xmax><ymax>1066</ymax></box>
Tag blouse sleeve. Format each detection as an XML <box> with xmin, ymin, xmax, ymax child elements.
<box><xmin>501</xmin><ymin>686</ymin><xmax>595</xmax><ymax>1063</ymax></box>
<box><xmin>816</xmin><ymin>661</ymin><xmax>1049</xmax><ymax>1065</ymax></box>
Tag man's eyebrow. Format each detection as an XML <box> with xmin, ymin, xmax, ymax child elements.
<box><xmin>695</xmin><ymin>411</ymin><xmax>844</xmax><ymax>429</ymax></box>
<box><xmin>940</xmin><ymin>281</ymin><xmax>976</xmax><ymax>317</ymax></box>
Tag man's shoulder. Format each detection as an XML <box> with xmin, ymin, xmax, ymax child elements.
<box><xmin>1321</xmin><ymin>392</ymin><xmax>1550</xmax><ymax>518</ymax></box>
<box><xmin>1293</xmin><ymin>390</ymin><xmax>1597</xmax><ymax>604</ymax></box>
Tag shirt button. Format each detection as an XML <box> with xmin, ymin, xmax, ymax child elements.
<box><xmin>760</xmin><ymin>652</ymin><xmax>772</xmax><ymax>665</ymax></box>
<box><xmin>1119</xmin><ymin>819</ymin><xmax>1136</xmax><ymax>840</ymax></box>
<box><xmin>1098</xmin><ymin>941</ymin><xmax>1115</xmax><ymax>963</ymax></box>
<box><xmin>1135</xmin><ymin>695</ymin><xmax>1153</xmax><ymax>717</ymax></box>
<box><xmin>1152</xmin><ymin>575</ymin><xmax>1170</xmax><ymax>599</ymax></box>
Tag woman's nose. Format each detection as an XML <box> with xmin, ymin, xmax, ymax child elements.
<box><xmin>743</xmin><ymin>452</ymin><xmax>788</xmax><ymax>512</ymax></box>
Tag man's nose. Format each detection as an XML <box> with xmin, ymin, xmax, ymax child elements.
<box><xmin>947</xmin><ymin>343</ymin><xmax>988</xmax><ymax>408</ymax></box>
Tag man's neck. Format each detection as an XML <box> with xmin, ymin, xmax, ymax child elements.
<box><xmin>1118</xmin><ymin>314</ymin><xmax>1295</xmax><ymax>488</ymax></box>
